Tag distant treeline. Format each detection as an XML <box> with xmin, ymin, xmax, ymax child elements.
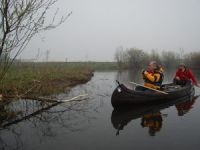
<box><xmin>114</xmin><ymin>47</ymin><xmax>200</xmax><ymax>70</ymax></box>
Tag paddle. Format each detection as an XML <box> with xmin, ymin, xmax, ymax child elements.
<box><xmin>129</xmin><ymin>82</ymin><xmax>168</xmax><ymax>94</ymax></box>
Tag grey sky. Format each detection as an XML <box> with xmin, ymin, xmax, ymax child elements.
<box><xmin>22</xmin><ymin>0</ymin><xmax>200</xmax><ymax>61</ymax></box>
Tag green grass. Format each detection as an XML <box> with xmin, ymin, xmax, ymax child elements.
<box><xmin>0</xmin><ymin>62</ymin><xmax>117</xmax><ymax>98</ymax></box>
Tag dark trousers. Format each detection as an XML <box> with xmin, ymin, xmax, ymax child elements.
<box><xmin>173</xmin><ymin>78</ymin><xmax>188</xmax><ymax>86</ymax></box>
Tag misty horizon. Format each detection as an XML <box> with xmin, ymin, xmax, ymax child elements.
<box><xmin>20</xmin><ymin>0</ymin><xmax>200</xmax><ymax>62</ymax></box>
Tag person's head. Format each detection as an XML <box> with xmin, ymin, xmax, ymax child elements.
<box><xmin>155</xmin><ymin>64</ymin><xmax>164</xmax><ymax>73</ymax></box>
<box><xmin>179</xmin><ymin>63</ymin><xmax>187</xmax><ymax>71</ymax></box>
<box><xmin>148</xmin><ymin>61</ymin><xmax>157</xmax><ymax>71</ymax></box>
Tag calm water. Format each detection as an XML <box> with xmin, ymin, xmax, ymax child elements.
<box><xmin>1</xmin><ymin>70</ymin><xmax>200</xmax><ymax>150</ymax></box>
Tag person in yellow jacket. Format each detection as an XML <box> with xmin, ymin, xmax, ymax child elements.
<box><xmin>141</xmin><ymin>112</ymin><xmax>163</xmax><ymax>136</ymax></box>
<box><xmin>142</xmin><ymin>61</ymin><xmax>164</xmax><ymax>90</ymax></box>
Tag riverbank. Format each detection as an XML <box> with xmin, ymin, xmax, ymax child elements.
<box><xmin>0</xmin><ymin>62</ymin><xmax>100</xmax><ymax>99</ymax></box>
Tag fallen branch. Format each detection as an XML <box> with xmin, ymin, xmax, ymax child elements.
<box><xmin>1</xmin><ymin>102</ymin><xmax>59</xmax><ymax>128</ymax></box>
<box><xmin>1</xmin><ymin>94</ymin><xmax>89</xmax><ymax>128</ymax></box>
<box><xmin>22</xmin><ymin>94</ymin><xmax>89</xmax><ymax>103</ymax></box>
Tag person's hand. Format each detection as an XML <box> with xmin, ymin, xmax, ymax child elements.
<box><xmin>175</xmin><ymin>76</ymin><xmax>180</xmax><ymax>80</ymax></box>
<box><xmin>0</xmin><ymin>94</ymin><xmax>2</xmax><ymax>101</ymax></box>
<box><xmin>143</xmin><ymin>71</ymin><xmax>148</xmax><ymax>75</ymax></box>
<box><xmin>142</xmin><ymin>70</ymin><xmax>148</xmax><ymax>76</ymax></box>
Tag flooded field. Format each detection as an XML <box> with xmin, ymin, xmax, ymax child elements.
<box><xmin>1</xmin><ymin>71</ymin><xmax>200</xmax><ymax>150</ymax></box>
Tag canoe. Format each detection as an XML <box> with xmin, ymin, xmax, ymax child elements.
<box><xmin>111</xmin><ymin>94</ymin><xmax>197</xmax><ymax>135</ymax></box>
<box><xmin>111</xmin><ymin>80</ymin><xmax>195</xmax><ymax>108</ymax></box>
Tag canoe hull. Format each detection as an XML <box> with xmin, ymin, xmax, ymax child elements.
<box><xmin>111</xmin><ymin>82</ymin><xmax>195</xmax><ymax>108</ymax></box>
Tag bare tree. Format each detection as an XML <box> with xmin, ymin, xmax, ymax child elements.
<box><xmin>126</xmin><ymin>48</ymin><xmax>147</xmax><ymax>69</ymax></box>
<box><xmin>161</xmin><ymin>51</ymin><xmax>179</xmax><ymax>69</ymax></box>
<box><xmin>149</xmin><ymin>49</ymin><xmax>161</xmax><ymax>63</ymax></box>
<box><xmin>45</xmin><ymin>49</ymin><xmax>50</xmax><ymax>62</ymax></box>
<box><xmin>0</xmin><ymin>0</ymin><xmax>72</xmax><ymax>80</ymax></box>
<box><xmin>115</xmin><ymin>46</ymin><xmax>126</xmax><ymax>69</ymax></box>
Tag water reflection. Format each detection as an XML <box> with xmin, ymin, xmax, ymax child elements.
<box><xmin>0</xmin><ymin>101</ymin><xmax>21</xmax><ymax>126</ymax></box>
<box><xmin>0</xmin><ymin>97</ymin><xmax>97</xmax><ymax>150</ymax></box>
<box><xmin>175</xmin><ymin>98</ymin><xmax>196</xmax><ymax>116</ymax></box>
<box><xmin>111</xmin><ymin>95</ymin><xmax>198</xmax><ymax>136</ymax></box>
<box><xmin>0</xmin><ymin>70</ymin><xmax>200</xmax><ymax>150</ymax></box>
<box><xmin>141</xmin><ymin>112</ymin><xmax>163</xmax><ymax>136</ymax></box>
<box><xmin>0</xmin><ymin>72</ymin><xmax>115</xmax><ymax>150</ymax></box>
<box><xmin>116</xmin><ymin>70</ymin><xmax>144</xmax><ymax>86</ymax></box>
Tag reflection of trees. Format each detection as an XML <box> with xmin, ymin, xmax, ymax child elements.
<box><xmin>0</xmin><ymin>101</ymin><xmax>21</xmax><ymax>126</ymax></box>
<box><xmin>0</xmin><ymin>96</ymin><xmax>98</xmax><ymax>150</ymax></box>
<box><xmin>116</xmin><ymin>70</ymin><xmax>143</xmax><ymax>87</ymax></box>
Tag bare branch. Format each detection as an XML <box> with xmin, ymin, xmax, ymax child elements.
<box><xmin>0</xmin><ymin>0</ymin><xmax>71</xmax><ymax>81</ymax></box>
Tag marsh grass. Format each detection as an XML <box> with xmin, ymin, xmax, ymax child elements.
<box><xmin>0</xmin><ymin>62</ymin><xmax>99</xmax><ymax>97</ymax></box>
<box><xmin>0</xmin><ymin>62</ymin><xmax>117</xmax><ymax>98</ymax></box>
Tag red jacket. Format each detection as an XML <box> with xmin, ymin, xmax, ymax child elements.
<box><xmin>175</xmin><ymin>69</ymin><xmax>198</xmax><ymax>85</ymax></box>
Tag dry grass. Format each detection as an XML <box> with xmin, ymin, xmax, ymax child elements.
<box><xmin>0</xmin><ymin>62</ymin><xmax>94</xmax><ymax>98</ymax></box>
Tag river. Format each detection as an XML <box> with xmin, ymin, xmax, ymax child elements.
<box><xmin>1</xmin><ymin>70</ymin><xmax>200</xmax><ymax>150</ymax></box>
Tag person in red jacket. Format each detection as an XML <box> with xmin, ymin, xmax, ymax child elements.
<box><xmin>175</xmin><ymin>99</ymin><xmax>196</xmax><ymax>116</ymax></box>
<box><xmin>173</xmin><ymin>63</ymin><xmax>200</xmax><ymax>87</ymax></box>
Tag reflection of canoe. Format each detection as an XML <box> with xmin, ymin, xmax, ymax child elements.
<box><xmin>175</xmin><ymin>98</ymin><xmax>196</xmax><ymax>116</ymax></box>
<box><xmin>111</xmin><ymin>81</ymin><xmax>195</xmax><ymax>108</ymax></box>
<box><xmin>111</xmin><ymin>95</ymin><xmax>197</xmax><ymax>135</ymax></box>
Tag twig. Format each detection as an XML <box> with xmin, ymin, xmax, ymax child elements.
<box><xmin>22</xmin><ymin>94</ymin><xmax>89</xmax><ymax>103</ymax></box>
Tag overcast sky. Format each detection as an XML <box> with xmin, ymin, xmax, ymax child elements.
<box><xmin>21</xmin><ymin>0</ymin><xmax>200</xmax><ymax>61</ymax></box>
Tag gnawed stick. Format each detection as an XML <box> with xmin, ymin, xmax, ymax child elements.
<box><xmin>58</xmin><ymin>94</ymin><xmax>89</xmax><ymax>102</ymax></box>
<box><xmin>22</xmin><ymin>94</ymin><xmax>89</xmax><ymax>103</ymax></box>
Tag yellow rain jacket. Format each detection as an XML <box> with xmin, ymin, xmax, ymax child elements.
<box><xmin>142</xmin><ymin>67</ymin><xmax>164</xmax><ymax>89</ymax></box>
